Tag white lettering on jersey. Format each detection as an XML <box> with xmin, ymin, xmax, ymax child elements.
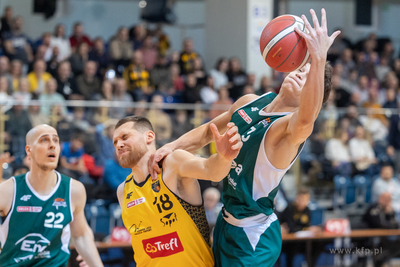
<box><xmin>228</xmin><ymin>174</ymin><xmax>237</xmax><ymax>190</ymax></box>
<box><xmin>16</xmin><ymin>233</ymin><xmax>50</xmax><ymax>254</ymax></box>
<box><xmin>242</xmin><ymin>126</ymin><xmax>256</xmax><ymax>142</ymax></box>
<box><xmin>235</xmin><ymin>164</ymin><xmax>243</xmax><ymax>175</ymax></box>
<box><xmin>251</xmin><ymin>107</ymin><xmax>259</xmax><ymax>112</ymax></box>
<box><xmin>20</xmin><ymin>195</ymin><xmax>31</xmax><ymax>201</ymax></box>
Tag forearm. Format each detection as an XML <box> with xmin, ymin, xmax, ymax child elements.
<box><xmin>204</xmin><ymin>153</ymin><xmax>231</xmax><ymax>182</ymax></box>
<box><xmin>297</xmin><ymin>59</ymin><xmax>326</xmax><ymax>124</ymax></box>
<box><xmin>170</xmin><ymin>123</ymin><xmax>212</xmax><ymax>152</ymax></box>
<box><xmin>72</xmin><ymin>229</ymin><xmax>103</xmax><ymax>267</ymax></box>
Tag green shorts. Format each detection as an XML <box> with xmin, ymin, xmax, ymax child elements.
<box><xmin>213</xmin><ymin>212</ymin><xmax>282</xmax><ymax>267</ymax></box>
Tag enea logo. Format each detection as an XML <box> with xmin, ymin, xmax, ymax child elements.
<box><xmin>142</xmin><ymin>232</ymin><xmax>184</xmax><ymax>258</ymax></box>
<box><xmin>127</xmin><ymin>197</ymin><xmax>145</xmax><ymax>209</ymax></box>
<box><xmin>15</xmin><ymin>233</ymin><xmax>50</xmax><ymax>254</ymax></box>
<box><xmin>17</xmin><ymin>206</ymin><xmax>42</xmax><ymax>213</ymax></box>
<box><xmin>238</xmin><ymin>109</ymin><xmax>252</xmax><ymax>124</ymax></box>
<box><xmin>52</xmin><ymin>198</ymin><xmax>67</xmax><ymax>210</ymax></box>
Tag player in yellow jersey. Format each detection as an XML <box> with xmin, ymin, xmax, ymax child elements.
<box><xmin>112</xmin><ymin>116</ymin><xmax>242</xmax><ymax>267</ymax></box>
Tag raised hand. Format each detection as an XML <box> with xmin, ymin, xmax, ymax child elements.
<box><xmin>148</xmin><ymin>144</ymin><xmax>174</xmax><ymax>181</ymax></box>
<box><xmin>294</xmin><ymin>8</ymin><xmax>340</xmax><ymax>60</ymax></box>
<box><xmin>210</xmin><ymin>122</ymin><xmax>242</xmax><ymax>161</ymax></box>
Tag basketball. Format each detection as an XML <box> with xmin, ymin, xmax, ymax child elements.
<box><xmin>260</xmin><ymin>14</ymin><xmax>310</xmax><ymax>73</ymax></box>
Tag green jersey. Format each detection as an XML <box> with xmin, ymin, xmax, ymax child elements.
<box><xmin>222</xmin><ymin>92</ymin><xmax>303</xmax><ymax>219</ymax></box>
<box><xmin>0</xmin><ymin>171</ymin><xmax>73</xmax><ymax>267</ymax></box>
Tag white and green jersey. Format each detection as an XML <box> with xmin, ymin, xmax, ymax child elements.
<box><xmin>0</xmin><ymin>171</ymin><xmax>73</xmax><ymax>267</ymax></box>
<box><xmin>223</xmin><ymin>92</ymin><xmax>304</xmax><ymax>220</ymax></box>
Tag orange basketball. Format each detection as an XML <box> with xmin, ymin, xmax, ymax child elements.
<box><xmin>260</xmin><ymin>14</ymin><xmax>310</xmax><ymax>73</ymax></box>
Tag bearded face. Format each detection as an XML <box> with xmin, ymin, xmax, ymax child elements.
<box><xmin>117</xmin><ymin>135</ymin><xmax>148</xmax><ymax>168</ymax></box>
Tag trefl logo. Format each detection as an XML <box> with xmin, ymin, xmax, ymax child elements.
<box><xmin>142</xmin><ymin>232</ymin><xmax>184</xmax><ymax>258</ymax></box>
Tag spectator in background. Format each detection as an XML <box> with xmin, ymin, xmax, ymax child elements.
<box><xmin>147</xmin><ymin>94</ymin><xmax>172</xmax><ymax>147</ymax></box>
<box><xmin>209</xmin><ymin>57</ymin><xmax>229</xmax><ymax>90</ymax></box>
<box><xmin>335</xmin><ymin>48</ymin><xmax>355</xmax><ymax>79</ymax></box>
<box><xmin>12</xmin><ymin>77</ymin><xmax>31</xmax><ymax>109</ymax></box>
<box><xmin>258</xmin><ymin>76</ymin><xmax>274</xmax><ymax>95</ymax></box>
<box><xmin>69</xmin><ymin>42</ymin><xmax>89</xmax><ymax>76</ymax></box>
<box><xmin>35</xmin><ymin>33</ymin><xmax>53</xmax><ymax>62</ymax></box>
<box><xmin>27</xmin><ymin>60</ymin><xmax>52</xmax><ymax>94</ymax></box>
<box><xmin>69</xmin><ymin>22</ymin><xmax>92</xmax><ymax>52</ymax></box>
<box><xmin>210</xmin><ymin>86</ymin><xmax>233</xmax><ymax>119</ymax></box>
<box><xmin>50</xmin><ymin>24</ymin><xmax>71</xmax><ymax>61</ymax></box>
<box><xmin>0</xmin><ymin>76</ymin><xmax>13</xmax><ymax>112</ymax></box>
<box><xmin>5</xmin><ymin>100</ymin><xmax>32</xmax><ymax>161</ymax></box>
<box><xmin>71</xmin><ymin>107</ymin><xmax>93</xmax><ymax>134</ymax></box>
<box><xmin>89</xmin><ymin>37</ymin><xmax>109</xmax><ymax>78</ymax></box>
<box><xmin>76</xmin><ymin>61</ymin><xmax>101</xmax><ymax>100</ymax></box>
<box><xmin>363</xmin><ymin>192</ymin><xmax>400</xmax><ymax>267</ymax></box>
<box><xmin>95</xmin><ymin>119</ymin><xmax>118</xmax><ymax>166</ymax></box>
<box><xmin>59</xmin><ymin>132</ymin><xmax>88</xmax><ymax>180</ymax></box>
<box><xmin>39</xmin><ymin>78</ymin><xmax>67</xmax><ymax>117</ymax></box>
<box><xmin>362</xmin><ymin>79</ymin><xmax>388</xmax><ymax>126</ymax></box>
<box><xmin>10</xmin><ymin>59</ymin><xmax>23</xmax><ymax>92</ymax></box>
<box><xmin>92</xmin><ymin>79</ymin><xmax>113</xmax><ymax>101</ymax></box>
<box><xmin>56</xmin><ymin>61</ymin><xmax>81</xmax><ymax>100</ymax></box>
<box><xmin>279</xmin><ymin>187</ymin><xmax>323</xmax><ymax>267</ymax></box>
<box><xmin>170</xmin><ymin>63</ymin><xmax>184</xmax><ymax>91</ymax></box>
<box><xmin>103</xmin><ymin>153</ymin><xmax>131</xmax><ymax>191</ymax></box>
<box><xmin>182</xmin><ymin>73</ymin><xmax>201</xmax><ymax>104</ymax></box>
<box><xmin>122</xmin><ymin>50</ymin><xmax>149</xmax><ymax>100</ymax></box>
<box><xmin>327</xmin><ymin>28</ymin><xmax>350</xmax><ymax>60</ymax></box>
<box><xmin>203</xmin><ymin>187</ymin><xmax>222</xmax><ymax>228</ymax></box>
<box><xmin>227</xmin><ymin>57</ymin><xmax>247</xmax><ymax>100</ymax></box>
<box><xmin>28</xmin><ymin>95</ymin><xmax>49</xmax><ymax>127</ymax></box>
<box><xmin>0</xmin><ymin>6</ymin><xmax>13</xmax><ymax>38</ymax></box>
<box><xmin>383</xmin><ymin>88</ymin><xmax>397</xmax><ymax>110</ymax></box>
<box><xmin>130</xmin><ymin>24</ymin><xmax>147</xmax><ymax>50</ymax></box>
<box><xmin>139</xmin><ymin>35</ymin><xmax>158</xmax><ymax>70</ymax></box>
<box><xmin>46</xmin><ymin>46</ymin><xmax>60</xmax><ymax>77</ymax></box>
<box><xmin>242</xmin><ymin>84</ymin><xmax>255</xmax><ymax>95</ymax></box>
<box><xmin>154</xmin><ymin>25</ymin><xmax>170</xmax><ymax>56</ymax></box>
<box><xmin>387</xmin><ymin>101</ymin><xmax>400</xmax><ymax>173</ymax></box>
<box><xmin>110</xmin><ymin>78</ymin><xmax>133</xmax><ymax>119</ymax></box>
<box><xmin>200</xmin><ymin>76</ymin><xmax>218</xmax><ymax>104</ymax></box>
<box><xmin>150</xmin><ymin>54</ymin><xmax>172</xmax><ymax>88</ymax></box>
<box><xmin>109</xmin><ymin>27</ymin><xmax>133</xmax><ymax>68</ymax></box>
<box><xmin>193</xmin><ymin>57</ymin><xmax>207</xmax><ymax>86</ymax></box>
<box><xmin>375</xmin><ymin>57</ymin><xmax>392</xmax><ymax>83</ymax></box>
<box><xmin>349</xmin><ymin>125</ymin><xmax>378</xmax><ymax>176</ymax></box>
<box><xmin>170</xmin><ymin>109</ymin><xmax>192</xmax><ymax>140</ymax></box>
<box><xmin>3</xmin><ymin>16</ymin><xmax>33</xmax><ymax>65</ymax></box>
<box><xmin>0</xmin><ymin>56</ymin><xmax>13</xmax><ymax>93</ymax></box>
<box><xmin>29</xmin><ymin>45</ymin><xmax>47</xmax><ymax>73</ymax></box>
<box><xmin>371</xmin><ymin>164</ymin><xmax>400</xmax><ymax>210</ymax></box>
<box><xmin>324</xmin><ymin>128</ymin><xmax>352</xmax><ymax>177</ymax></box>
<box><xmin>179</xmin><ymin>38</ymin><xmax>199</xmax><ymax>75</ymax></box>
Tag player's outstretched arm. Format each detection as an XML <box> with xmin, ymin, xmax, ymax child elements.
<box><xmin>289</xmin><ymin>8</ymin><xmax>340</xmax><ymax>144</ymax></box>
<box><xmin>149</xmin><ymin>94</ymin><xmax>257</xmax><ymax>179</ymax></box>
<box><xmin>70</xmin><ymin>180</ymin><xmax>104</xmax><ymax>267</ymax></box>
<box><xmin>165</xmin><ymin>123</ymin><xmax>242</xmax><ymax>182</ymax></box>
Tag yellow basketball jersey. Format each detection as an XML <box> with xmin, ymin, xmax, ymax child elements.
<box><xmin>121</xmin><ymin>169</ymin><xmax>214</xmax><ymax>267</ymax></box>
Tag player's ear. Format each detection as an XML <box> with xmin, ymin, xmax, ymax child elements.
<box><xmin>25</xmin><ymin>145</ymin><xmax>31</xmax><ymax>157</ymax></box>
<box><xmin>145</xmin><ymin>131</ymin><xmax>155</xmax><ymax>144</ymax></box>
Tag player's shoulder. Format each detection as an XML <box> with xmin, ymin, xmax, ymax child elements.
<box><xmin>70</xmin><ymin>179</ymin><xmax>86</xmax><ymax>204</ymax></box>
<box><xmin>231</xmin><ymin>94</ymin><xmax>260</xmax><ymax>112</ymax></box>
<box><xmin>0</xmin><ymin>177</ymin><xmax>15</xmax><ymax>194</ymax></box>
<box><xmin>165</xmin><ymin>149</ymin><xmax>192</xmax><ymax>165</ymax></box>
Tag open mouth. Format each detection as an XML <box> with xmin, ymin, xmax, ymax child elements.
<box><xmin>47</xmin><ymin>153</ymin><xmax>56</xmax><ymax>159</ymax></box>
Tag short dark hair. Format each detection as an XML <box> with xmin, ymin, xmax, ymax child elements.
<box><xmin>71</xmin><ymin>132</ymin><xmax>85</xmax><ymax>143</ymax></box>
<box><xmin>115</xmin><ymin>116</ymin><xmax>154</xmax><ymax>132</ymax></box>
<box><xmin>297</xmin><ymin>186</ymin><xmax>311</xmax><ymax>196</ymax></box>
<box><xmin>323</xmin><ymin>61</ymin><xmax>333</xmax><ymax>104</ymax></box>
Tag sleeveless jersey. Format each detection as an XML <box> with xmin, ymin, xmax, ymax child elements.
<box><xmin>0</xmin><ymin>171</ymin><xmax>73</xmax><ymax>267</ymax></box>
<box><xmin>223</xmin><ymin>92</ymin><xmax>304</xmax><ymax>219</ymax></box>
<box><xmin>122</xmin><ymin>169</ymin><xmax>214</xmax><ymax>267</ymax></box>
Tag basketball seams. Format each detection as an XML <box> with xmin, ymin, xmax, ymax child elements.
<box><xmin>261</xmin><ymin>14</ymin><xmax>308</xmax><ymax>72</ymax></box>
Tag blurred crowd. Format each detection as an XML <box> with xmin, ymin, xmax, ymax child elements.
<box><xmin>0</xmin><ymin>6</ymin><xmax>399</xmax><ymax>214</ymax></box>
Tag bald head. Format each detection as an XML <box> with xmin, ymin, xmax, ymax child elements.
<box><xmin>26</xmin><ymin>124</ymin><xmax>57</xmax><ymax>145</ymax></box>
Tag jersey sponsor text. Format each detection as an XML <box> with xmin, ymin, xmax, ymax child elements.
<box><xmin>142</xmin><ymin>232</ymin><xmax>184</xmax><ymax>258</ymax></box>
<box><xmin>127</xmin><ymin>197</ymin><xmax>145</xmax><ymax>209</ymax></box>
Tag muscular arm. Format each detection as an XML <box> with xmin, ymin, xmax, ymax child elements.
<box><xmin>167</xmin><ymin>94</ymin><xmax>258</xmax><ymax>152</ymax></box>
<box><xmin>165</xmin><ymin>149</ymin><xmax>232</xmax><ymax>182</ymax></box>
<box><xmin>70</xmin><ymin>180</ymin><xmax>103</xmax><ymax>267</ymax></box>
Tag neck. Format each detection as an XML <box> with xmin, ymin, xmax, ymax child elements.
<box><xmin>264</xmin><ymin>94</ymin><xmax>297</xmax><ymax>113</ymax></box>
<box><xmin>131</xmin><ymin>152</ymin><xmax>151</xmax><ymax>184</ymax></box>
<box><xmin>28</xmin><ymin>165</ymin><xmax>58</xmax><ymax>195</ymax></box>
